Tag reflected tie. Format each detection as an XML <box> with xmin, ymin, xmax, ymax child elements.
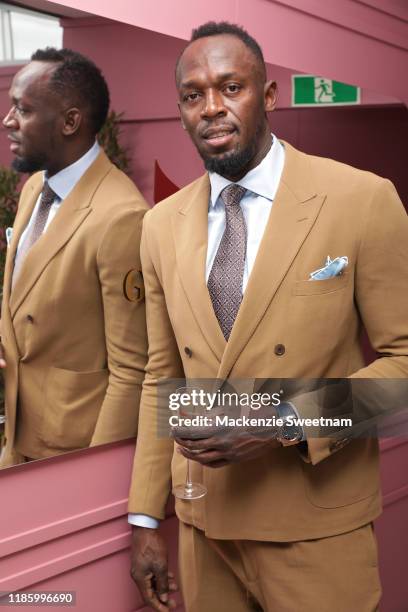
<box><xmin>12</xmin><ymin>182</ymin><xmax>56</xmax><ymax>286</ymax></box>
<box><xmin>208</xmin><ymin>184</ymin><xmax>247</xmax><ymax>340</ymax></box>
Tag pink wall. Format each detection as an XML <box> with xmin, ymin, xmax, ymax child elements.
<box><xmin>26</xmin><ymin>0</ymin><xmax>408</xmax><ymax>103</ymax></box>
<box><xmin>61</xmin><ymin>18</ymin><xmax>407</xmax><ymax>205</ymax></box>
<box><xmin>375</xmin><ymin>439</ymin><xmax>408</xmax><ymax>612</ymax></box>
<box><xmin>60</xmin><ymin>14</ymin><xmax>408</xmax><ymax>207</ymax></box>
<box><xmin>0</xmin><ymin>438</ymin><xmax>407</xmax><ymax>612</ymax></box>
<box><xmin>1</xmin><ymin>17</ymin><xmax>405</xmax><ymax>206</ymax></box>
<box><xmin>60</xmin><ymin>18</ymin><xmax>402</xmax><ymax>115</ymax></box>
<box><xmin>0</xmin><ymin>442</ymin><xmax>184</xmax><ymax>612</ymax></box>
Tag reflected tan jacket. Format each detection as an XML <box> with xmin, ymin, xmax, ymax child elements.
<box><xmin>128</xmin><ymin>141</ymin><xmax>408</xmax><ymax>541</ymax></box>
<box><xmin>0</xmin><ymin>150</ymin><xmax>148</xmax><ymax>466</ymax></box>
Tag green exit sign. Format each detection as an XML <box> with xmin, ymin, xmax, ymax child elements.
<box><xmin>292</xmin><ymin>75</ymin><xmax>360</xmax><ymax>107</ymax></box>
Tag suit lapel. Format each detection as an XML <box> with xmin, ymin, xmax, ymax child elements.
<box><xmin>1</xmin><ymin>178</ymin><xmax>42</xmax><ymax>364</ymax></box>
<box><xmin>2</xmin><ymin>175</ymin><xmax>42</xmax><ymax>307</ymax></box>
<box><xmin>172</xmin><ymin>175</ymin><xmax>226</xmax><ymax>362</ymax></box>
<box><xmin>217</xmin><ymin>141</ymin><xmax>326</xmax><ymax>379</ymax></box>
<box><xmin>9</xmin><ymin>151</ymin><xmax>112</xmax><ymax>318</ymax></box>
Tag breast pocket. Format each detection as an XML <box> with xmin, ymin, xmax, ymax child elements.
<box><xmin>42</xmin><ymin>367</ymin><xmax>108</xmax><ymax>450</ymax></box>
<box><xmin>293</xmin><ymin>273</ymin><xmax>350</xmax><ymax>296</ymax></box>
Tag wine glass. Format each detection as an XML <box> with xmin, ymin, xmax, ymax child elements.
<box><xmin>171</xmin><ymin>386</ymin><xmax>207</xmax><ymax>500</ymax></box>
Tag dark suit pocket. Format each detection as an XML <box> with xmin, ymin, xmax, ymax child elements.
<box><xmin>293</xmin><ymin>273</ymin><xmax>350</xmax><ymax>295</ymax></box>
<box><xmin>42</xmin><ymin>367</ymin><xmax>108</xmax><ymax>450</ymax></box>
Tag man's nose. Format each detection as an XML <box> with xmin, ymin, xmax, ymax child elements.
<box><xmin>2</xmin><ymin>107</ymin><xmax>17</xmax><ymax>129</ymax></box>
<box><xmin>200</xmin><ymin>90</ymin><xmax>226</xmax><ymax>119</ymax></box>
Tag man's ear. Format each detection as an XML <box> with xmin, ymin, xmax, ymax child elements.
<box><xmin>62</xmin><ymin>107</ymin><xmax>82</xmax><ymax>136</ymax></box>
<box><xmin>264</xmin><ymin>80</ymin><xmax>277</xmax><ymax>112</ymax></box>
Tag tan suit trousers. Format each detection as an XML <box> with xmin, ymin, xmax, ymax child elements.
<box><xmin>178</xmin><ymin>522</ymin><xmax>381</xmax><ymax>612</ymax></box>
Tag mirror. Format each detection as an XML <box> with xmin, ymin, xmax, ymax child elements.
<box><xmin>0</xmin><ymin>2</ymin><xmax>407</xmax><ymax>469</ymax></box>
<box><xmin>0</xmin><ymin>4</ymin><xmax>201</xmax><ymax>469</ymax></box>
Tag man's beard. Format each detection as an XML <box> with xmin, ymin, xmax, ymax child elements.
<box><xmin>200</xmin><ymin>119</ymin><xmax>265</xmax><ymax>179</ymax></box>
<box><xmin>11</xmin><ymin>152</ymin><xmax>48</xmax><ymax>174</ymax></box>
<box><xmin>202</xmin><ymin>141</ymin><xmax>257</xmax><ymax>178</ymax></box>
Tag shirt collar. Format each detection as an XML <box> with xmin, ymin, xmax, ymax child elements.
<box><xmin>209</xmin><ymin>134</ymin><xmax>283</xmax><ymax>208</ymax></box>
<box><xmin>45</xmin><ymin>140</ymin><xmax>101</xmax><ymax>200</ymax></box>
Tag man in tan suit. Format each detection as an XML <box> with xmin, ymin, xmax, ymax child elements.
<box><xmin>129</xmin><ymin>23</ymin><xmax>408</xmax><ymax>611</ymax></box>
<box><xmin>0</xmin><ymin>48</ymin><xmax>148</xmax><ymax>467</ymax></box>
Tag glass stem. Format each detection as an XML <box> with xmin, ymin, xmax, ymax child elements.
<box><xmin>185</xmin><ymin>459</ymin><xmax>193</xmax><ymax>493</ymax></box>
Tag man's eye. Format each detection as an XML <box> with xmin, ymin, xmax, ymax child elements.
<box><xmin>184</xmin><ymin>92</ymin><xmax>200</xmax><ymax>102</ymax></box>
<box><xmin>225</xmin><ymin>84</ymin><xmax>241</xmax><ymax>94</ymax></box>
<box><xmin>15</xmin><ymin>105</ymin><xmax>27</xmax><ymax>115</ymax></box>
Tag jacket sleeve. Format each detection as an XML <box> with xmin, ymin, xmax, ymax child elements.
<box><xmin>128</xmin><ymin>211</ymin><xmax>184</xmax><ymax>519</ymax></box>
<box><xmin>90</xmin><ymin>205</ymin><xmax>148</xmax><ymax>445</ymax></box>
<box><xmin>300</xmin><ymin>178</ymin><xmax>408</xmax><ymax>465</ymax></box>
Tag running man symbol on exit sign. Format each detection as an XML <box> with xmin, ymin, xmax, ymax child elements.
<box><xmin>292</xmin><ymin>75</ymin><xmax>360</xmax><ymax>107</ymax></box>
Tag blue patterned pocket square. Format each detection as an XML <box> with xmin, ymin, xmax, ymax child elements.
<box><xmin>309</xmin><ymin>255</ymin><xmax>348</xmax><ymax>280</ymax></box>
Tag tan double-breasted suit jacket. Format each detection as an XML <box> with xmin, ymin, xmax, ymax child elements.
<box><xmin>0</xmin><ymin>150</ymin><xmax>148</xmax><ymax>466</ymax></box>
<box><xmin>129</xmin><ymin>141</ymin><xmax>408</xmax><ymax>541</ymax></box>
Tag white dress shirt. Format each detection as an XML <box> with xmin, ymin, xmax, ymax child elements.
<box><xmin>15</xmin><ymin>140</ymin><xmax>101</xmax><ymax>255</ymax></box>
<box><xmin>206</xmin><ymin>134</ymin><xmax>284</xmax><ymax>291</ymax></box>
<box><xmin>128</xmin><ymin>135</ymin><xmax>285</xmax><ymax>529</ymax></box>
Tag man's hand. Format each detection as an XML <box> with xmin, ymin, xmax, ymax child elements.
<box><xmin>0</xmin><ymin>341</ymin><xmax>6</xmax><ymax>368</ymax></box>
<box><xmin>130</xmin><ymin>526</ymin><xmax>178</xmax><ymax>611</ymax></box>
<box><xmin>175</xmin><ymin>430</ymin><xmax>281</xmax><ymax>468</ymax></box>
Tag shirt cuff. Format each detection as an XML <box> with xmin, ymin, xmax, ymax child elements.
<box><xmin>128</xmin><ymin>513</ymin><xmax>160</xmax><ymax>529</ymax></box>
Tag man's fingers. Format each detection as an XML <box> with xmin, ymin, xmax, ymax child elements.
<box><xmin>178</xmin><ymin>446</ymin><xmax>231</xmax><ymax>465</ymax></box>
<box><xmin>175</xmin><ymin>435</ymin><xmax>221</xmax><ymax>450</ymax></box>
<box><xmin>155</xmin><ymin>565</ymin><xmax>170</xmax><ymax>603</ymax></box>
<box><xmin>178</xmin><ymin>446</ymin><xmax>216</xmax><ymax>460</ymax></box>
<box><xmin>139</xmin><ymin>573</ymin><xmax>169</xmax><ymax>612</ymax></box>
<box><xmin>132</xmin><ymin>570</ymin><xmax>173</xmax><ymax>612</ymax></box>
<box><xmin>168</xmin><ymin>570</ymin><xmax>178</xmax><ymax>592</ymax></box>
<box><xmin>149</xmin><ymin>595</ymin><xmax>170</xmax><ymax>611</ymax></box>
<box><xmin>130</xmin><ymin>527</ymin><xmax>173</xmax><ymax>611</ymax></box>
<box><xmin>177</xmin><ymin>433</ymin><xmax>273</xmax><ymax>466</ymax></box>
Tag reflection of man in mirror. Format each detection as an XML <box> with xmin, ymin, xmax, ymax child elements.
<box><xmin>0</xmin><ymin>49</ymin><xmax>148</xmax><ymax>467</ymax></box>
<box><xmin>127</xmin><ymin>21</ymin><xmax>408</xmax><ymax>612</ymax></box>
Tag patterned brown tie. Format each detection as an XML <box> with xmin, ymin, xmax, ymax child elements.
<box><xmin>12</xmin><ymin>182</ymin><xmax>57</xmax><ymax>285</ymax></box>
<box><xmin>208</xmin><ymin>184</ymin><xmax>247</xmax><ymax>340</ymax></box>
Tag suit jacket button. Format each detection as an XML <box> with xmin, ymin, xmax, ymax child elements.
<box><xmin>26</xmin><ymin>315</ymin><xmax>34</xmax><ymax>323</ymax></box>
<box><xmin>184</xmin><ymin>347</ymin><xmax>193</xmax><ymax>358</ymax></box>
<box><xmin>274</xmin><ymin>344</ymin><xmax>285</xmax><ymax>356</ymax></box>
